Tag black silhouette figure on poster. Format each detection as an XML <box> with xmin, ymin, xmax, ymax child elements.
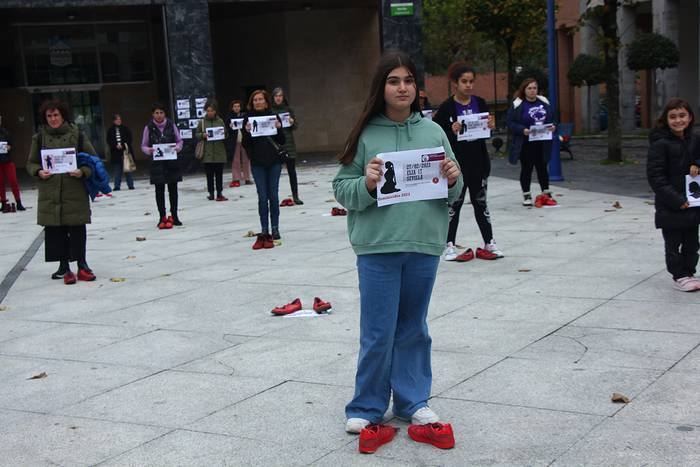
<box><xmin>252</xmin><ymin>119</ymin><xmax>258</xmax><ymax>132</ymax></box>
<box><xmin>459</xmin><ymin>118</ymin><xmax>467</xmax><ymax>135</ymax></box>
<box><xmin>44</xmin><ymin>155</ymin><xmax>53</xmax><ymax>170</ymax></box>
<box><xmin>155</xmin><ymin>148</ymin><xmax>164</xmax><ymax>159</ymax></box>
<box><xmin>689</xmin><ymin>181</ymin><xmax>700</xmax><ymax>199</ymax></box>
<box><xmin>380</xmin><ymin>161</ymin><xmax>401</xmax><ymax>194</ymax></box>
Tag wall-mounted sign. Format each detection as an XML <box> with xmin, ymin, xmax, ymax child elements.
<box><xmin>390</xmin><ymin>2</ymin><xmax>414</xmax><ymax>16</ymax></box>
<box><xmin>49</xmin><ymin>38</ymin><xmax>72</xmax><ymax>67</ymax></box>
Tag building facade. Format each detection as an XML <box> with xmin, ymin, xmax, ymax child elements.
<box><xmin>0</xmin><ymin>0</ymin><xmax>425</xmax><ymax>167</ymax></box>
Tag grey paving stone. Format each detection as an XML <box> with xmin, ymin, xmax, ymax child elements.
<box><xmin>442</xmin><ymin>357</ymin><xmax>662</xmax><ymax>416</ymax></box>
<box><xmin>0</xmin><ymin>409</ymin><xmax>167</xmax><ymax>467</ymax></box>
<box><xmin>572</xmin><ymin>299</ymin><xmax>700</xmax><ymax>334</ymax></box>
<box><xmin>101</xmin><ymin>429</ymin><xmax>328</xmax><ymax>467</ymax></box>
<box><xmin>506</xmin><ymin>273</ymin><xmax>647</xmax><ymax>300</ymax></box>
<box><xmin>59</xmin><ymin>370</ymin><xmax>281</xmax><ymax>428</ymax></box>
<box><xmin>615</xmin><ymin>271</ymin><xmax>700</xmax><ymax>304</ymax></box>
<box><xmin>0</xmin><ymin>318</ymin><xmax>59</xmax><ymax>344</ymax></box>
<box><xmin>673</xmin><ymin>345</ymin><xmax>700</xmax><ymax>373</ymax></box>
<box><xmin>552</xmin><ymin>418</ymin><xmax>700</xmax><ymax>466</ymax></box>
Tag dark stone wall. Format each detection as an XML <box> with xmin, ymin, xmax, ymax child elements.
<box><xmin>380</xmin><ymin>0</ymin><xmax>425</xmax><ymax>86</ymax></box>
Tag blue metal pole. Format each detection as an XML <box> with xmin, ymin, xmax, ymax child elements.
<box><xmin>547</xmin><ymin>0</ymin><xmax>564</xmax><ymax>181</ymax></box>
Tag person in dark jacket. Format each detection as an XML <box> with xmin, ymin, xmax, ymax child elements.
<box><xmin>0</xmin><ymin>114</ymin><xmax>25</xmax><ymax>212</ymax></box>
<box><xmin>227</xmin><ymin>100</ymin><xmax>253</xmax><ymax>187</ymax></box>
<box><xmin>141</xmin><ymin>103</ymin><xmax>183</xmax><ymax>229</ymax></box>
<box><xmin>196</xmin><ymin>100</ymin><xmax>228</xmax><ymax>201</ymax></box>
<box><xmin>242</xmin><ymin>89</ymin><xmax>285</xmax><ymax>249</ymax></box>
<box><xmin>646</xmin><ymin>99</ymin><xmax>700</xmax><ymax>292</ymax></box>
<box><xmin>433</xmin><ymin>62</ymin><xmax>502</xmax><ymax>262</ymax></box>
<box><xmin>106</xmin><ymin>113</ymin><xmax>134</xmax><ymax>191</ymax></box>
<box><xmin>26</xmin><ymin>99</ymin><xmax>97</xmax><ymax>284</ymax></box>
<box><xmin>272</xmin><ymin>87</ymin><xmax>303</xmax><ymax>205</ymax></box>
<box><xmin>506</xmin><ymin>78</ymin><xmax>556</xmax><ymax>207</ymax></box>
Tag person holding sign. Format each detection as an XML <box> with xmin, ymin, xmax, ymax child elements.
<box><xmin>141</xmin><ymin>103</ymin><xmax>184</xmax><ymax>229</ymax></box>
<box><xmin>0</xmin><ymin>114</ymin><xmax>26</xmax><ymax>212</ymax></box>
<box><xmin>333</xmin><ymin>52</ymin><xmax>462</xmax><ymax>448</ymax></box>
<box><xmin>647</xmin><ymin>99</ymin><xmax>700</xmax><ymax>292</ymax></box>
<box><xmin>506</xmin><ymin>78</ymin><xmax>557</xmax><ymax>207</ymax></box>
<box><xmin>272</xmin><ymin>87</ymin><xmax>303</xmax><ymax>205</ymax></box>
<box><xmin>196</xmin><ymin>100</ymin><xmax>228</xmax><ymax>202</ymax></box>
<box><xmin>26</xmin><ymin>99</ymin><xmax>98</xmax><ymax>284</ymax></box>
<box><xmin>242</xmin><ymin>90</ymin><xmax>286</xmax><ymax>248</ymax></box>
<box><xmin>227</xmin><ymin>100</ymin><xmax>252</xmax><ymax>187</ymax></box>
<box><xmin>433</xmin><ymin>62</ymin><xmax>502</xmax><ymax>262</ymax></box>
<box><xmin>106</xmin><ymin>113</ymin><xmax>135</xmax><ymax>191</ymax></box>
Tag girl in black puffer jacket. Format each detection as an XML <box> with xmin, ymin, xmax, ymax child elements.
<box><xmin>646</xmin><ymin>99</ymin><xmax>700</xmax><ymax>292</ymax></box>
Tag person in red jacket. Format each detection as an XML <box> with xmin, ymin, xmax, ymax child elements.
<box><xmin>0</xmin><ymin>114</ymin><xmax>26</xmax><ymax>212</ymax></box>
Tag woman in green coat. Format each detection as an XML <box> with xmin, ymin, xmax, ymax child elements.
<box><xmin>196</xmin><ymin>100</ymin><xmax>229</xmax><ymax>201</ymax></box>
<box><xmin>26</xmin><ymin>99</ymin><xmax>98</xmax><ymax>285</ymax></box>
<box><xmin>272</xmin><ymin>88</ymin><xmax>303</xmax><ymax>205</ymax></box>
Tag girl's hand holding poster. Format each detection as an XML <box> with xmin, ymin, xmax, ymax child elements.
<box><xmin>206</xmin><ymin>127</ymin><xmax>226</xmax><ymax>141</ymax></box>
<box><xmin>528</xmin><ymin>123</ymin><xmax>555</xmax><ymax>141</ymax></box>
<box><xmin>376</xmin><ymin>146</ymin><xmax>448</xmax><ymax>207</ymax></box>
<box><xmin>248</xmin><ymin>116</ymin><xmax>278</xmax><ymax>137</ymax></box>
<box><xmin>41</xmin><ymin>147</ymin><xmax>77</xmax><ymax>173</ymax></box>
<box><xmin>152</xmin><ymin>143</ymin><xmax>177</xmax><ymax>161</ymax></box>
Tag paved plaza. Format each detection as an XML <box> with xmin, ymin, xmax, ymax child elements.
<box><xmin>1</xmin><ymin>162</ymin><xmax>699</xmax><ymax>466</ymax></box>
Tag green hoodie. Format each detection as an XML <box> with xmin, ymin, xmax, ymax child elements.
<box><xmin>333</xmin><ymin>112</ymin><xmax>463</xmax><ymax>256</ymax></box>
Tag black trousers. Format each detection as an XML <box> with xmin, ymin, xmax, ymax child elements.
<box><xmin>205</xmin><ymin>162</ymin><xmax>224</xmax><ymax>196</ymax></box>
<box><xmin>155</xmin><ymin>182</ymin><xmax>178</xmax><ymax>219</ymax></box>
<box><xmin>519</xmin><ymin>140</ymin><xmax>549</xmax><ymax>192</ymax></box>
<box><xmin>448</xmin><ymin>173</ymin><xmax>493</xmax><ymax>245</ymax></box>
<box><xmin>662</xmin><ymin>226</ymin><xmax>700</xmax><ymax>280</ymax></box>
<box><xmin>285</xmin><ymin>158</ymin><xmax>299</xmax><ymax>196</ymax></box>
<box><xmin>44</xmin><ymin>225</ymin><xmax>86</xmax><ymax>263</ymax></box>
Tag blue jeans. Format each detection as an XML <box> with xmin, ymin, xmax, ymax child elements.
<box><xmin>346</xmin><ymin>252</ymin><xmax>440</xmax><ymax>423</ymax></box>
<box><xmin>251</xmin><ymin>164</ymin><xmax>281</xmax><ymax>232</ymax></box>
<box><xmin>113</xmin><ymin>165</ymin><xmax>134</xmax><ymax>190</ymax></box>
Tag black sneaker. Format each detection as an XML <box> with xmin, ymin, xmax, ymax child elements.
<box><xmin>271</xmin><ymin>228</ymin><xmax>281</xmax><ymax>240</ymax></box>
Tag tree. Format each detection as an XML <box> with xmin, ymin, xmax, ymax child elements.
<box><xmin>580</xmin><ymin>0</ymin><xmax>622</xmax><ymax>162</ymax></box>
<box><xmin>568</xmin><ymin>53</ymin><xmax>606</xmax><ymax>133</ymax></box>
<box><xmin>626</xmin><ymin>32</ymin><xmax>680</xmax><ymax>71</ymax></box>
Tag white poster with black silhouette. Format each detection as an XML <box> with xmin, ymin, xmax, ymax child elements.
<box><xmin>376</xmin><ymin>146</ymin><xmax>448</xmax><ymax>207</ymax></box>
<box><xmin>152</xmin><ymin>143</ymin><xmax>177</xmax><ymax>161</ymax></box>
<box><xmin>421</xmin><ymin>109</ymin><xmax>433</xmax><ymax>120</ymax></box>
<box><xmin>230</xmin><ymin>118</ymin><xmax>244</xmax><ymax>130</ymax></box>
<box><xmin>279</xmin><ymin>112</ymin><xmax>292</xmax><ymax>128</ymax></box>
<box><xmin>686</xmin><ymin>175</ymin><xmax>700</xmax><ymax>208</ymax></box>
<box><xmin>206</xmin><ymin>126</ymin><xmax>226</xmax><ymax>141</ymax></box>
<box><xmin>248</xmin><ymin>116</ymin><xmax>278</xmax><ymax>137</ymax></box>
<box><xmin>41</xmin><ymin>147</ymin><xmax>77</xmax><ymax>174</ymax></box>
<box><xmin>457</xmin><ymin>112</ymin><xmax>490</xmax><ymax>141</ymax></box>
<box><xmin>528</xmin><ymin>123</ymin><xmax>555</xmax><ymax>141</ymax></box>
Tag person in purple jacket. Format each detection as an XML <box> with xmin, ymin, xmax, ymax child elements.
<box><xmin>506</xmin><ymin>78</ymin><xmax>557</xmax><ymax>207</ymax></box>
<box><xmin>141</xmin><ymin>103</ymin><xmax>184</xmax><ymax>229</ymax></box>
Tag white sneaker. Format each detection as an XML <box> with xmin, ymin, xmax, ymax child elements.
<box><xmin>411</xmin><ymin>406</ymin><xmax>440</xmax><ymax>425</ymax></box>
<box><xmin>345</xmin><ymin>417</ymin><xmax>370</xmax><ymax>433</ymax></box>
<box><xmin>443</xmin><ymin>242</ymin><xmax>458</xmax><ymax>261</ymax></box>
<box><xmin>687</xmin><ymin>277</ymin><xmax>700</xmax><ymax>291</ymax></box>
<box><xmin>522</xmin><ymin>192</ymin><xmax>532</xmax><ymax>206</ymax></box>
<box><xmin>485</xmin><ymin>239</ymin><xmax>504</xmax><ymax>258</ymax></box>
<box><xmin>673</xmin><ymin>277</ymin><xmax>698</xmax><ymax>292</ymax></box>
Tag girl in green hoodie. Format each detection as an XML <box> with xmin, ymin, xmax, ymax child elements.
<box><xmin>333</xmin><ymin>52</ymin><xmax>463</xmax><ymax>439</ymax></box>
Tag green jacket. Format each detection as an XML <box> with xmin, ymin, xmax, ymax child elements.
<box><xmin>271</xmin><ymin>104</ymin><xmax>298</xmax><ymax>159</ymax></box>
<box><xmin>26</xmin><ymin>123</ymin><xmax>96</xmax><ymax>226</ymax></box>
<box><xmin>196</xmin><ymin>116</ymin><xmax>228</xmax><ymax>164</ymax></box>
<box><xmin>333</xmin><ymin>112</ymin><xmax>463</xmax><ymax>256</ymax></box>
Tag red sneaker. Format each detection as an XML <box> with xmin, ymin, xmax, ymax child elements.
<box><xmin>263</xmin><ymin>234</ymin><xmax>274</xmax><ymax>249</ymax></box>
<box><xmin>313</xmin><ymin>297</ymin><xmax>332</xmax><ymax>313</ymax></box>
<box><xmin>78</xmin><ymin>268</ymin><xmax>96</xmax><ymax>281</ymax></box>
<box><xmin>331</xmin><ymin>207</ymin><xmax>347</xmax><ymax>216</ymax></box>
<box><xmin>216</xmin><ymin>195</ymin><xmax>228</xmax><ymax>202</ymax></box>
<box><xmin>534</xmin><ymin>194</ymin><xmax>547</xmax><ymax>208</ymax></box>
<box><xmin>280</xmin><ymin>198</ymin><xmax>294</xmax><ymax>207</ymax></box>
<box><xmin>157</xmin><ymin>217</ymin><xmax>170</xmax><ymax>229</ymax></box>
<box><xmin>544</xmin><ymin>194</ymin><xmax>558</xmax><ymax>206</ymax></box>
<box><xmin>454</xmin><ymin>248</ymin><xmax>474</xmax><ymax>262</ymax></box>
<box><xmin>63</xmin><ymin>271</ymin><xmax>77</xmax><ymax>285</ymax></box>
<box><xmin>359</xmin><ymin>424</ymin><xmax>397</xmax><ymax>454</ymax></box>
<box><xmin>271</xmin><ymin>298</ymin><xmax>303</xmax><ymax>316</ymax></box>
<box><xmin>252</xmin><ymin>234</ymin><xmax>266</xmax><ymax>250</ymax></box>
<box><xmin>229</xmin><ymin>180</ymin><xmax>241</xmax><ymax>188</ymax></box>
<box><xmin>408</xmin><ymin>422</ymin><xmax>455</xmax><ymax>450</ymax></box>
<box><xmin>475</xmin><ymin>247</ymin><xmax>499</xmax><ymax>260</ymax></box>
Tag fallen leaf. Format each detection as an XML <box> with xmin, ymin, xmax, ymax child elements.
<box><xmin>69</xmin><ymin>426</ymin><xmax>78</xmax><ymax>430</ymax></box>
<box><xmin>126</xmin><ymin>256</ymin><xmax>136</xmax><ymax>260</ymax></box>
<box><xmin>518</xmin><ymin>269</ymin><xmax>532</xmax><ymax>273</ymax></box>
<box><xmin>611</xmin><ymin>392</ymin><xmax>630</xmax><ymax>404</ymax></box>
<box><xmin>144</xmin><ymin>212</ymin><xmax>151</xmax><ymax>216</ymax></box>
<box><xmin>0</xmin><ymin>305</ymin><xmax>7</xmax><ymax>312</ymax></box>
<box><xmin>110</xmin><ymin>277</ymin><xmax>126</xmax><ymax>283</ymax></box>
<box><xmin>161</xmin><ymin>273</ymin><xmax>171</xmax><ymax>277</ymax></box>
<box><xmin>612</xmin><ymin>201</ymin><xmax>622</xmax><ymax>209</ymax></box>
<box><xmin>604</xmin><ymin>209</ymin><xmax>616</xmax><ymax>212</ymax></box>
<box><xmin>28</xmin><ymin>372</ymin><xmax>48</xmax><ymax>380</ymax></box>
<box><xmin>136</xmin><ymin>236</ymin><xmax>146</xmax><ymax>241</ymax></box>
<box><xmin>243</xmin><ymin>230</ymin><xmax>256</xmax><ymax>238</ymax></box>
<box><xmin>273</xmin><ymin>240</ymin><xmax>282</xmax><ymax>246</ymax></box>
<box><xmin>325</xmin><ymin>198</ymin><xmax>336</xmax><ymax>203</ymax></box>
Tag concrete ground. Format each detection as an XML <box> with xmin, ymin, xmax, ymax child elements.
<box><xmin>1</xmin><ymin>160</ymin><xmax>699</xmax><ymax>466</ymax></box>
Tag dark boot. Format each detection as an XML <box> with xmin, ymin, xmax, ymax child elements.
<box><xmin>292</xmin><ymin>192</ymin><xmax>304</xmax><ymax>205</ymax></box>
<box><xmin>171</xmin><ymin>212</ymin><xmax>183</xmax><ymax>226</ymax></box>
<box><xmin>15</xmin><ymin>200</ymin><xmax>25</xmax><ymax>211</ymax></box>
<box><xmin>51</xmin><ymin>260</ymin><xmax>70</xmax><ymax>279</ymax></box>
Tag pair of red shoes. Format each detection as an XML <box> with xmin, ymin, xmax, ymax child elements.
<box><xmin>453</xmin><ymin>247</ymin><xmax>499</xmax><ymax>262</ymax></box>
<box><xmin>270</xmin><ymin>297</ymin><xmax>332</xmax><ymax>315</ymax></box>
<box><xmin>63</xmin><ymin>269</ymin><xmax>96</xmax><ymax>285</ymax></box>
<box><xmin>252</xmin><ymin>234</ymin><xmax>275</xmax><ymax>250</ymax></box>
<box><xmin>229</xmin><ymin>180</ymin><xmax>241</xmax><ymax>188</ymax></box>
<box><xmin>359</xmin><ymin>422</ymin><xmax>455</xmax><ymax>454</ymax></box>
<box><xmin>331</xmin><ymin>207</ymin><xmax>347</xmax><ymax>216</ymax></box>
<box><xmin>280</xmin><ymin>198</ymin><xmax>295</xmax><ymax>207</ymax></box>
<box><xmin>534</xmin><ymin>193</ymin><xmax>558</xmax><ymax>208</ymax></box>
<box><xmin>158</xmin><ymin>216</ymin><xmax>173</xmax><ymax>229</ymax></box>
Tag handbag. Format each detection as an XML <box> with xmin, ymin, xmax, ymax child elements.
<box><xmin>195</xmin><ymin>120</ymin><xmax>205</xmax><ymax>160</ymax></box>
<box><xmin>266</xmin><ymin>137</ymin><xmax>290</xmax><ymax>163</ymax></box>
<box><xmin>122</xmin><ymin>143</ymin><xmax>136</xmax><ymax>173</ymax></box>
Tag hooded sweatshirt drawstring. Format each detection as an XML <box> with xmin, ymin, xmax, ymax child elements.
<box><xmin>394</xmin><ymin>119</ymin><xmax>414</xmax><ymax>151</ymax></box>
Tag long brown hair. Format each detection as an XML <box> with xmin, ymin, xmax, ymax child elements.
<box><xmin>247</xmin><ymin>90</ymin><xmax>271</xmax><ymax>112</ymax></box>
<box><xmin>338</xmin><ymin>51</ymin><xmax>420</xmax><ymax>165</ymax></box>
<box><xmin>655</xmin><ymin>98</ymin><xmax>695</xmax><ymax>132</ymax></box>
<box><xmin>514</xmin><ymin>78</ymin><xmax>538</xmax><ymax>100</ymax></box>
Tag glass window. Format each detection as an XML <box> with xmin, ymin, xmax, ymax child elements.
<box><xmin>96</xmin><ymin>23</ymin><xmax>153</xmax><ymax>83</ymax></box>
